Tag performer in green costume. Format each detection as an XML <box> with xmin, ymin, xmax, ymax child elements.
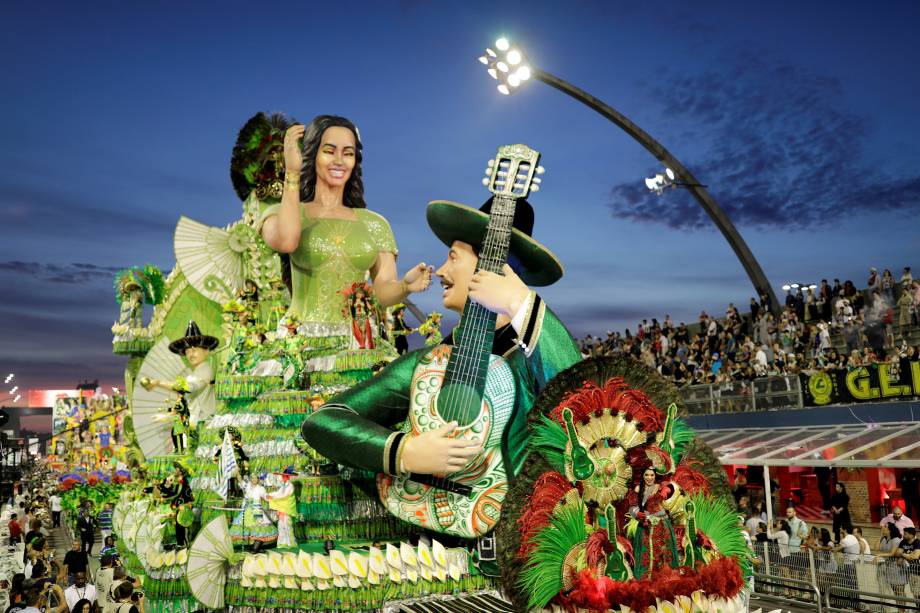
<box><xmin>303</xmin><ymin>196</ymin><xmax>582</xmax><ymax>542</ymax></box>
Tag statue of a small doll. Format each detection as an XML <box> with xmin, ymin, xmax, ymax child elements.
<box><xmin>141</xmin><ymin>320</ymin><xmax>218</xmax><ymax>436</ymax></box>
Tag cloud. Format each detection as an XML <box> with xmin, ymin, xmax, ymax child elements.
<box><xmin>0</xmin><ymin>181</ymin><xmax>175</xmax><ymax>237</ymax></box>
<box><xmin>0</xmin><ymin>261</ymin><xmax>122</xmax><ymax>284</ymax></box>
<box><xmin>608</xmin><ymin>52</ymin><xmax>920</xmax><ymax>230</ymax></box>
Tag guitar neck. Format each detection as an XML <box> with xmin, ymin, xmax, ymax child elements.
<box><xmin>445</xmin><ymin>195</ymin><xmax>517</xmax><ymax>387</ymax></box>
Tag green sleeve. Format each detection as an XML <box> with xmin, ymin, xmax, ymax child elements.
<box><xmin>255</xmin><ymin>203</ymin><xmax>282</xmax><ymax>235</ymax></box>
<box><xmin>360</xmin><ymin>209</ymin><xmax>398</xmax><ymax>256</ymax></box>
<box><xmin>301</xmin><ymin>349</ymin><xmax>421</xmax><ymax>474</ymax></box>
<box><xmin>504</xmin><ymin>296</ymin><xmax>582</xmax><ymax>478</ymax></box>
<box><xmin>517</xmin><ymin>293</ymin><xmax>582</xmax><ymax>390</ymax></box>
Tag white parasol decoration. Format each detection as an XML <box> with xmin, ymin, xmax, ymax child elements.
<box><xmin>187</xmin><ymin>514</ymin><xmax>236</xmax><ymax>610</ymax></box>
<box><xmin>132</xmin><ymin>337</ymin><xmax>185</xmax><ymax>458</ymax></box>
<box><xmin>174</xmin><ymin>216</ymin><xmax>246</xmax><ymax>304</ymax></box>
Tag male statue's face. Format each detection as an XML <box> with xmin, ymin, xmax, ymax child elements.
<box><xmin>185</xmin><ymin>346</ymin><xmax>209</xmax><ymax>367</ymax></box>
<box><xmin>435</xmin><ymin>240</ymin><xmax>478</xmax><ymax>314</ymax></box>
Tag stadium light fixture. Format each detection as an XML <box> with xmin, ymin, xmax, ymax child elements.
<box><xmin>476</xmin><ymin>35</ymin><xmax>779</xmax><ymax>313</ymax></box>
<box><xmin>478</xmin><ymin>37</ymin><xmax>532</xmax><ymax>96</ymax></box>
<box><xmin>3</xmin><ymin>374</ymin><xmax>12</xmax><ymax>384</ymax></box>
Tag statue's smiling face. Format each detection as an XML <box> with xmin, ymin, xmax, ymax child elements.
<box><xmin>185</xmin><ymin>346</ymin><xmax>209</xmax><ymax>367</ymax></box>
<box><xmin>436</xmin><ymin>241</ymin><xmax>478</xmax><ymax>313</ymax></box>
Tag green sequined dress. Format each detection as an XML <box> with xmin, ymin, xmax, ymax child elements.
<box><xmin>261</xmin><ymin>205</ymin><xmax>397</xmax><ymax>392</ymax></box>
<box><xmin>197</xmin><ymin>204</ymin><xmax>410</xmax><ymax>550</ymax></box>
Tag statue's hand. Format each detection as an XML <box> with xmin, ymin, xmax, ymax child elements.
<box><xmin>402</xmin><ymin>263</ymin><xmax>433</xmax><ymax>294</ymax></box>
<box><xmin>468</xmin><ymin>264</ymin><xmax>530</xmax><ymax>318</ymax></box>
<box><xmin>401</xmin><ymin>422</ymin><xmax>481</xmax><ymax>475</ymax></box>
<box><xmin>139</xmin><ymin>377</ymin><xmax>154</xmax><ymax>391</ymax></box>
<box><xmin>283</xmin><ymin>124</ymin><xmax>305</xmax><ymax>174</ymax></box>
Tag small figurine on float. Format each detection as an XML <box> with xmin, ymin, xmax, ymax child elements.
<box><xmin>418</xmin><ymin>311</ymin><xmax>443</xmax><ymax>346</ymax></box>
<box><xmin>140</xmin><ymin>320</ymin><xmax>218</xmax><ymax>441</ymax></box>
<box><xmin>166</xmin><ymin>392</ymin><xmax>192</xmax><ymax>454</ymax></box>
<box><xmin>389</xmin><ymin>303</ymin><xmax>414</xmax><ymax>355</ymax></box>
<box><xmin>229</xmin><ymin>473</ymin><xmax>277</xmax><ymax>550</ymax></box>
<box><xmin>212</xmin><ymin>426</ymin><xmax>249</xmax><ymax>498</ymax></box>
<box><xmin>111</xmin><ymin>265</ymin><xmax>164</xmax><ymax>347</ymax></box>
<box><xmin>266</xmin><ymin>467</ymin><xmax>298</xmax><ymax>548</ymax></box>
<box><xmin>341</xmin><ymin>282</ymin><xmax>377</xmax><ymax>349</ymax></box>
<box><xmin>161</xmin><ymin>462</ymin><xmax>195</xmax><ymax>549</ymax></box>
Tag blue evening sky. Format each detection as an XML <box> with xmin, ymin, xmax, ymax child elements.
<box><xmin>1</xmin><ymin>1</ymin><xmax>918</xmax><ymax>393</ymax></box>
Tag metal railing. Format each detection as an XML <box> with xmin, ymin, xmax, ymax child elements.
<box><xmin>752</xmin><ymin>540</ymin><xmax>920</xmax><ymax>612</ymax></box>
<box><xmin>681</xmin><ymin>376</ymin><xmax>803</xmax><ymax>414</ymax></box>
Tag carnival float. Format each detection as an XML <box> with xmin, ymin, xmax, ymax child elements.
<box><xmin>107</xmin><ymin>113</ymin><xmax>753</xmax><ymax>612</ymax></box>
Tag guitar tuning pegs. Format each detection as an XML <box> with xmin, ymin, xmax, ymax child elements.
<box><xmin>532</xmin><ymin>177</ymin><xmax>542</xmax><ymax>184</ymax></box>
<box><xmin>484</xmin><ymin>168</ymin><xmax>492</xmax><ymax>176</ymax></box>
<box><xmin>536</xmin><ymin>166</ymin><xmax>545</xmax><ymax>175</ymax></box>
<box><xmin>481</xmin><ymin>178</ymin><xmax>490</xmax><ymax>186</ymax></box>
<box><xmin>487</xmin><ymin>159</ymin><xmax>495</xmax><ymax>167</ymax></box>
<box><xmin>530</xmin><ymin>184</ymin><xmax>540</xmax><ymax>192</ymax></box>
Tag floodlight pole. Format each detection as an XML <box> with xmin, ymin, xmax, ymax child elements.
<box><xmin>533</xmin><ymin>68</ymin><xmax>780</xmax><ymax>313</ymax></box>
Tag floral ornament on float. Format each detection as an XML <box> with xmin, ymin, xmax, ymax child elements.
<box><xmin>501</xmin><ymin>356</ymin><xmax>752</xmax><ymax>613</ymax></box>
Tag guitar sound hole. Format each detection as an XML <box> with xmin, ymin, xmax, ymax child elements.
<box><xmin>436</xmin><ymin>382</ymin><xmax>482</xmax><ymax>428</ymax></box>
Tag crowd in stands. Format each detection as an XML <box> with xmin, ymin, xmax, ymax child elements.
<box><xmin>580</xmin><ymin>267</ymin><xmax>920</xmax><ymax>388</ymax></box>
<box><xmin>737</xmin><ymin>485</ymin><xmax>920</xmax><ymax>606</ymax></box>
<box><xmin>3</xmin><ymin>476</ymin><xmax>143</xmax><ymax>613</ymax></box>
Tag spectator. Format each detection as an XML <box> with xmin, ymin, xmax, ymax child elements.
<box><xmin>99</xmin><ymin>535</ymin><xmax>118</xmax><ymax>561</ymax></box>
<box><xmin>70</xmin><ymin>598</ymin><xmax>96</xmax><ymax>613</ymax></box>
<box><xmin>785</xmin><ymin>506</ymin><xmax>808</xmax><ymax>552</ymax></box>
<box><xmin>30</xmin><ymin>562</ymin><xmax>54</xmax><ymax>593</ymax></box>
<box><xmin>95</xmin><ymin>555</ymin><xmax>116</xmax><ymax>612</ymax></box>
<box><xmin>23</xmin><ymin>520</ymin><xmax>42</xmax><ymax>550</ymax></box>
<box><xmin>900</xmin><ymin>469</ymin><xmax>920</xmax><ymax>523</ymax></box>
<box><xmin>898</xmin><ymin>283</ymin><xmax>913</xmax><ymax>339</ymax></box>
<box><xmin>49</xmin><ymin>493</ymin><xmax>62</xmax><ymax>528</ymax></box>
<box><xmin>63</xmin><ymin>572</ymin><xmax>97</xmax><ymax>612</ymax></box>
<box><xmin>868</xmin><ymin>267</ymin><xmax>879</xmax><ymax>290</ymax></box>
<box><xmin>894</xmin><ymin>527</ymin><xmax>920</xmax><ymax>603</ymax></box>
<box><xmin>111</xmin><ymin>580</ymin><xmax>145</xmax><ymax>613</ymax></box>
<box><xmin>77</xmin><ymin>507</ymin><xmax>95</xmax><ymax>555</ymax></box>
<box><xmin>830</xmin><ymin>482</ymin><xmax>851</xmax><ymax>543</ymax></box>
<box><xmin>732</xmin><ymin>469</ymin><xmax>748</xmax><ymax>505</ymax></box>
<box><xmin>7</xmin><ymin>573</ymin><xmax>27</xmax><ymax>610</ymax></box>
<box><xmin>97</xmin><ymin>503</ymin><xmax>114</xmax><ymax>542</ymax></box>
<box><xmin>881</xmin><ymin>505</ymin><xmax>915</xmax><ymax>533</ymax></box>
<box><xmin>62</xmin><ymin>539</ymin><xmax>89</xmax><ymax>587</ymax></box>
<box><xmin>852</xmin><ymin>526</ymin><xmax>872</xmax><ymax>560</ymax></box>
<box><xmin>29</xmin><ymin>583</ymin><xmax>68</xmax><ymax>613</ymax></box>
<box><xmin>8</xmin><ymin>513</ymin><xmax>22</xmax><ymax>544</ymax></box>
<box><xmin>833</xmin><ymin>524</ymin><xmax>860</xmax><ymax>609</ymax></box>
<box><xmin>876</xmin><ymin>522</ymin><xmax>906</xmax><ymax>602</ymax></box>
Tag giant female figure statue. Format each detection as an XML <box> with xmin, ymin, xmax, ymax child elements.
<box><xmin>258</xmin><ymin>115</ymin><xmax>431</xmax><ymax>390</ymax></box>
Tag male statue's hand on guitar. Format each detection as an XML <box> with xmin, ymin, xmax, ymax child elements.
<box><xmin>468</xmin><ymin>264</ymin><xmax>530</xmax><ymax>319</ymax></box>
<box><xmin>402</xmin><ymin>422</ymin><xmax>482</xmax><ymax>475</ymax></box>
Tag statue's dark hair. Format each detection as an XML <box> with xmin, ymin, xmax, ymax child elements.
<box><xmin>299</xmin><ymin>115</ymin><xmax>366</xmax><ymax>209</ymax></box>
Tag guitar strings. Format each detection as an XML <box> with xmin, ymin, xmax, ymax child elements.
<box><xmin>443</xmin><ymin>198</ymin><xmax>508</xmax><ymax>421</ymax></box>
<box><xmin>441</xmin><ymin>193</ymin><xmax>515</xmax><ymax>425</ymax></box>
<box><xmin>445</xmin><ymin>194</ymin><xmax>515</xmax><ymax>425</ymax></box>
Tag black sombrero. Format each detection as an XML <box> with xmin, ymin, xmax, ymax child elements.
<box><xmin>426</xmin><ymin>197</ymin><xmax>563</xmax><ymax>286</ymax></box>
<box><xmin>168</xmin><ymin>320</ymin><xmax>219</xmax><ymax>354</ymax></box>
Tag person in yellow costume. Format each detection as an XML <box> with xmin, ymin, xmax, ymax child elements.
<box><xmin>266</xmin><ymin>467</ymin><xmax>298</xmax><ymax>548</ymax></box>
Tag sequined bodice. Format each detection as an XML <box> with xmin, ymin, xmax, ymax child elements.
<box><xmin>265</xmin><ymin>206</ymin><xmax>396</xmax><ymax>324</ymax></box>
